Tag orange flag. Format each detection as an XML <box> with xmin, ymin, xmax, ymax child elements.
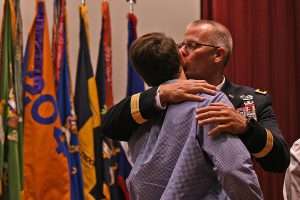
<box><xmin>23</xmin><ymin>1</ymin><xmax>70</xmax><ymax>199</ymax></box>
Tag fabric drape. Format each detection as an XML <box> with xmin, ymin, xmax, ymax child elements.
<box><xmin>201</xmin><ymin>1</ymin><xmax>300</xmax><ymax>199</ymax></box>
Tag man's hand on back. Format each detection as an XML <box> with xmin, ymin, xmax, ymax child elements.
<box><xmin>159</xmin><ymin>80</ymin><xmax>219</xmax><ymax>107</ymax></box>
<box><xmin>196</xmin><ymin>102</ymin><xmax>247</xmax><ymax>136</ymax></box>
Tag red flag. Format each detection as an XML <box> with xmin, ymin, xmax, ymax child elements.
<box><xmin>101</xmin><ymin>1</ymin><xmax>113</xmax><ymax>110</ymax></box>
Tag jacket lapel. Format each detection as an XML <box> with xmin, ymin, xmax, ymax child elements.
<box><xmin>221</xmin><ymin>78</ymin><xmax>244</xmax><ymax>109</ymax></box>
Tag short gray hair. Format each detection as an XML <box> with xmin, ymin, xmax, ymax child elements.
<box><xmin>190</xmin><ymin>20</ymin><xmax>233</xmax><ymax>66</ymax></box>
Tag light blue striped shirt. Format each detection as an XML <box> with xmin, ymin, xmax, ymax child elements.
<box><xmin>127</xmin><ymin>91</ymin><xmax>263</xmax><ymax>200</ymax></box>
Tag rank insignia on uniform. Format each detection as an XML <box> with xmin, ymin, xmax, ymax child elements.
<box><xmin>255</xmin><ymin>89</ymin><xmax>268</xmax><ymax>95</ymax></box>
<box><xmin>240</xmin><ymin>95</ymin><xmax>253</xmax><ymax>101</ymax></box>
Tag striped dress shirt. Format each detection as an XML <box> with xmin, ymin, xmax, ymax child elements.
<box><xmin>127</xmin><ymin>91</ymin><xmax>263</xmax><ymax>200</ymax></box>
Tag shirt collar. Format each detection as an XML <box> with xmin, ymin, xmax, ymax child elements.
<box><xmin>217</xmin><ymin>76</ymin><xmax>226</xmax><ymax>90</ymax></box>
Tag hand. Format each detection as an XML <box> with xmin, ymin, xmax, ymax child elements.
<box><xmin>159</xmin><ymin>80</ymin><xmax>219</xmax><ymax>106</ymax></box>
<box><xmin>195</xmin><ymin>102</ymin><xmax>247</xmax><ymax>136</ymax></box>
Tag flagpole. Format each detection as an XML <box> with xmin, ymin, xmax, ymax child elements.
<box><xmin>127</xmin><ymin>0</ymin><xmax>136</xmax><ymax>13</ymax></box>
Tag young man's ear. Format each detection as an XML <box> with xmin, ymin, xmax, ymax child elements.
<box><xmin>214</xmin><ymin>47</ymin><xmax>226</xmax><ymax>63</ymax></box>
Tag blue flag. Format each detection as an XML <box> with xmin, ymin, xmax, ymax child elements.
<box><xmin>118</xmin><ymin>13</ymin><xmax>145</xmax><ymax>200</ymax></box>
<box><xmin>53</xmin><ymin>1</ymin><xmax>85</xmax><ymax>199</ymax></box>
<box><xmin>126</xmin><ymin>13</ymin><xmax>144</xmax><ymax>96</ymax></box>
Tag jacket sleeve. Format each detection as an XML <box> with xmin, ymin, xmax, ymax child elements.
<box><xmin>101</xmin><ymin>86</ymin><xmax>161</xmax><ymax>141</ymax></box>
<box><xmin>240</xmin><ymin>93</ymin><xmax>290</xmax><ymax>172</ymax></box>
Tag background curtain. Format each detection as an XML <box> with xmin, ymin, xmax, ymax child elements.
<box><xmin>201</xmin><ymin>0</ymin><xmax>300</xmax><ymax>199</ymax></box>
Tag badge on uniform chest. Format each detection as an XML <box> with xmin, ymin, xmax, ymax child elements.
<box><xmin>236</xmin><ymin>95</ymin><xmax>257</xmax><ymax>120</ymax></box>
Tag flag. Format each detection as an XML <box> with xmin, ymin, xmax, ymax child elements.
<box><xmin>126</xmin><ymin>13</ymin><xmax>144</xmax><ymax>96</ymax></box>
<box><xmin>98</xmin><ymin>0</ymin><xmax>113</xmax><ymax>111</ymax></box>
<box><xmin>52</xmin><ymin>0</ymin><xmax>84</xmax><ymax>200</ymax></box>
<box><xmin>13</xmin><ymin>0</ymin><xmax>24</xmax><ymax>194</ymax></box>
<box><xmin>75</xmin><ymin>4</ymin><xmax>101</xmax><ymax>200</ymax></box>
<box><xmin>96</xmin><ymin>0</ymin><xmax>114</xmax><ymax>115</ymax></box>
<box><xmin>118</xmin><ymin>13</ymin><xmax>145</xmax><ymax>200</ymax></box>
<box><xmin>0</xmin><ymin>0</ymin><xmax>23</xmax><ymax>199</ymax></box>
<box><xmin>23</xmin><ymin>1</ymin><xmax>70</xmax><ymax>199</ymax></box>
<box><xmin>96</xmin><ymin>1</ymin><xmax>124</xmax><ymax>199</ymax></box>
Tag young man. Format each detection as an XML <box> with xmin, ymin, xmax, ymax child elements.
<box><xmin>125</xmin><ymin>32</ymin><xmax>263</xmax><ymax>199</ymax></box>
<box><xmin>101</xmin><ymin>20</ymin><xmax>289</xmax><ymax>173</ymax></box>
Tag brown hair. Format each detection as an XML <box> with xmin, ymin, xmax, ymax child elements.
<box><xmin>130</xmin><ymin>32</ymin><xmax>181</xmax><ymax>86</ymax></box>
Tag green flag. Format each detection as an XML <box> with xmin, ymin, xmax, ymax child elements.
<box><xmin>13</xmin><ymin>0</ymin><xmax>24</xmax><ymax>191</ymax></box>
<box><xmin>0</xmin><ymin>0</ymin><xmax>22</xmax><ymax>199</ymax></box>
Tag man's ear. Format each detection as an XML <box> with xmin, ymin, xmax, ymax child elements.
<box><xmin>215</xmin><ymin>47</ymin><xmax>226</xmax><ymax>63</ymax></box>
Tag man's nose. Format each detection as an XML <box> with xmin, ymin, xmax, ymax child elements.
<box><xmin>179</xmin><ymin>47</ymin><xmax>188</xmax><ymax>57</ymax></box>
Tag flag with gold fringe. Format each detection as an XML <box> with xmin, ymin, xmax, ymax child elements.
<box><xmin>23</xmin><ymin>0</ymin><xmax>70</xmax><ymax>199</ymax></box>
<box><xmin>52</xmin><ymin>1</ymin><xmax>84</xmax><ymax>200</ymax></box>
<box><xmin>75</xmin><ymin>4</ymin><xmax>101</xmax><ymax>200</ymax></box>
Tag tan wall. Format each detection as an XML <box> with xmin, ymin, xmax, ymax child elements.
<box><xmin>0</xmin><ymin>0</ymin><xmax>200</xmax><ymax>103</ymax></box>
